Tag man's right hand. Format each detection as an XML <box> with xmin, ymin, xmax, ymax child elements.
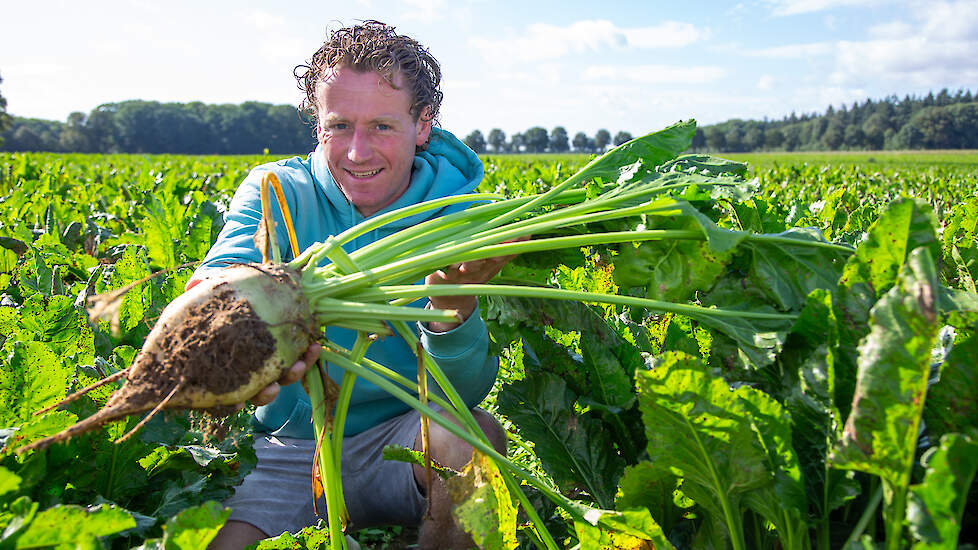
<box><xmin>250</xmin><ymin>342</ymin><xmax>321</xmax><ymax>406</ymax></box>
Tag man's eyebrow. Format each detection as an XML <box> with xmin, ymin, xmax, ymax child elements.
<box><xmin>371</xmin><ymin>115</ymin><xmax>402</xmax><ymax>124</ymax></box>
<box><xmin>321</xmin><ymin>114</ymin><xmax>346</xmax><ymax>124</ymax></box>
<box><xmin>321</xmin><ymin>113</ymin><xmax>403</xmax><ymax>125</ymax></box>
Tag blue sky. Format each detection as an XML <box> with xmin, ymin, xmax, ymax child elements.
<box><xmin>2</xmin><ymin>0</ymin><xmax>976</xmax><ymax>140</ymax></box>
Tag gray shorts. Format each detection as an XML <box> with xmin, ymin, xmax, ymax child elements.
<box><xmin>224</xmin><ymin>409</ymin><xmax>426</xmax><ymax>537</ymax></box>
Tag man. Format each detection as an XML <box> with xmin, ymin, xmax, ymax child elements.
<box><xmin>190</xmin><ymin>21</ymin><xmax>509</xmax><ymax>550</ymax></box>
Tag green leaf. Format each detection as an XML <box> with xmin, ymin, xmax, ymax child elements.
<box><xmin>776</xmin><ymin>290</ymin><xmax>860</xmax><ymax>527</ymax></box>
<box><xmin>97</xmin><ymin>245</ymin><xmax>153</xmax><ymax>335</ymax></box>
<box><xmin>834</xmin><ymin>198</ymin><xmax>940</xmax><ymax>419</ymax></box>
<box><xmin>615</xmin><ymin>462</ymin><xmax>684</xmax><ymax>535</ymax></box>
<box><xmin>739</xmin><ymin>397</ymin><xmax>810</xmax><ymax>550</ymax></box>
<box><xmin>573</xmin><ymin>507</ymin><xmax>673</xmax><ymax>550</ymax></box>
<box><xmin>831</xmin><ymin>247</ymin><xmax>939</xmax><ymax>482</ymax></box>
<box><xmin>1</xmin><ymin>496</ymin><xmax>39</xmax><ymax>546</ymax></box>
<box><xmin>923</xmin><ymin>327</ymin><xmax>978</xmax><ymax>439</ymax></box>
<box><xmin>572</xmin><ymin>121</ymin><xmax>696</xmax><ymax>186</ymax></box>
<box><xmin>16</xmin><ymin>253</ymin><xmax>56</xmax><ymax>299</ymax></box>
<box><xmin>907</xmin><ymin>431</ymin><xmax>978</xmax><ymax>549</ymax></box>
<box><xmin>381</xmin><ymin>444</ymin><xmax>458</xmax><ymax>480</ymax></box>
<box><xmin>699</xmin><ymin>276</ymin><xmax>793</xmax><ymax>368</ymax></box>
<box><xmin>182</xmin><ymin>201</ymin><xmax>220</xmax><ymax>262</ymax></box>
<box><xmin>0</xmin><ymin>466</ymin><xmax>21</xmax><ymax>497</ymax></box>
<box><xmin>940</xmin><ymin>196</ymin><xmax>977</xmax><ymax>291</ymax></box>
<box><xmin>657</xmin><ymin>153</ymin><xmax>748</xmax><ymax>179</ymax></box>
<box><xmin>637</xmin><ymin>352</ymin><xmax>796</xmax><ymax>549</ymax></box>
<box><xmin>160</xmin><ymin>501</ymin><xmax>230</xmax><ymax>550</ymax></box>
<box><xmin>0</xmin><ymin>341</ymin><xmax>71</xmax><ymax>426</ymax></box>
<box><xmin>488</xmin><ymin>297</ymin><xmax>638</xmax><ymax>410</ymax></box>
<box><xmin>142</xmin><ymin>195</ymin><xmax>180</xmax><ymax>270</ymax></box>
<box><xmin>830</xmin><ymin>247</ymin><xmax>940</xmax><ymax>547</ymax></box>
<box><xmin>497</xmin><ymin>372</ymin><xmax>624</xmax><ymax>509</ymax></box>
<box><xmin>17</xmin><ymin>294</ymin><xmax>95</xmax><ymax>364</ymax></box>
<box><xmin>746</xmin><ymin>227</ymin><xmax>851</xmax><ymax>312</ymax></box>
<box><xmin>445</xmin><ymin>451</ymin><xmax>519</xmax><ymax>550</ymax></box>
<box><xmin>2</xmin><ymin>410</ymin><xmax>77</xmax><ymax>454</ymax></box>
<box><xmin>252</xmin><ymin>525</ymin><xmax>331</xmax><ymax>549</ymax></box>
<box><xmin>612</xmin><ymin>213</ymin><xmax>735</xmax><ymax>304</ymax></box>
<box><xmin>14</xmin><ymin>503</ymin><xmax>136</xmax><ymax>549</ymax></box>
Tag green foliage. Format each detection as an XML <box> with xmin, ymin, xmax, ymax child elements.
<box><xmin>446</xmin><ymin>452</ymin><xmax>519</xmax><ymax>549</ymax></box>
<box><xmin>2</xmin><ymin>130</ymin><xmax>978</xmax><ymax>549</ymax></box>
<box><xmin>637</xmin><ymin>352</ymin><xmax>806</xmax><ymax>550</ymax></box>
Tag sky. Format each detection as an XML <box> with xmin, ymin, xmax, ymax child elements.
<box><xmin>2</xmin><ymin>0</ymin><xmax>977</xmax><ymax>140</ymax></box>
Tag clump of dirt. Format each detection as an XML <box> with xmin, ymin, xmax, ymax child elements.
<box><xmin>110</xmin><ymin>286</ymin><xmax>276</xmax><ymax>409</ymax></box>
<box><xmin>191</xmin><ymin>406</ymin><xmax>240</xmax><ymax>442</ymax></box>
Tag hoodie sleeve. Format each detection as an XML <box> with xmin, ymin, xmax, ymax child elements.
<box><xmin>418</xmin><ymin>305</ymin><xmax>498</xmax><ymax>408</ymax></box>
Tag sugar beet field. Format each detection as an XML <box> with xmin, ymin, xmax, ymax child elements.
<box><xmin>0</xmin><ymin>126</ymin><xmax>976</xmax><ymax>550</ymax></box>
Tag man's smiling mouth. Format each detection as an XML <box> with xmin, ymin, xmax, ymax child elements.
<box><xmin>347</xmin><ymin>168</ymin><xmax>382</xmax><ymax>178</ymax></box>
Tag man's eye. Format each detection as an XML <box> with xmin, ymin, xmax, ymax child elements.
<box><xmin>377</xmin><ymin>124</ymin><xmax>392</xmax><ymax>131</ymax></box>
<box><xmin>329</xmin><ymin>123</ymin><xmax>347</xmax><ymax>131</ymax></box>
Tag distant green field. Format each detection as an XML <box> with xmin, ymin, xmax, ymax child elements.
<box><xmin>484</xmin><ymin>150</ymin><xmax>978</xmax><ymax>175</ymax></box>
<box><xmin>722</xmin><ymin>149</ymin><xmax>978</xmax><ymax>173</ymax></box>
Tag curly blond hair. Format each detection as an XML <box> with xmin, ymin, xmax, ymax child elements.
<box><xmin>295</xmin><ymin>21</ymin><xmax>443</xmax><ymax>126</ymax></box>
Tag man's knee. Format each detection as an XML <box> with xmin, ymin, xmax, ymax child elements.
<box><xmin>471</xmin><ymin>408</ymin><xmax>506</xmax><ymax>455</ymax></box>
<box><xmin>208</xmin><ymin>520</ymin><xmax>267</xmax><ymax>550</ymax></box>
<box><xmin>418</xmin><ymin>408</ymin><xmax>507</xmax><ymax>470</ymax></box>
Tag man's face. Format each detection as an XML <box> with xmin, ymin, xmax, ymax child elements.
<box><xmin>315</xmin><ymin>66</ymin><xmax>432</xmax><ymax>217</ymax></box>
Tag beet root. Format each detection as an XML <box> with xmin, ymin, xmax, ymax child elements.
<box><xmin>18</xmin><ymin>264</ymin><xmax>317</xmax><ymax>453</ymax></box>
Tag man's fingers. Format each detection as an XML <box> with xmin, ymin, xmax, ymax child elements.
<box><xmin>304</xmin><ymin>342</ymin><xmax>322</xmax><ymax>364</ymax></box>
<box><xmin>251</xmin><ymin>382</ymin><xmax>280</xmax><ymax>406</ymax></box>
<box><xmin>278</xmin><ymin>342</ymin><xmax>322</xmax><ymax>386</ymax></box>
<box><xmin>248</xmin><ymin>342</ymin><xmax>322</xmax><ymax>408</ymax></box>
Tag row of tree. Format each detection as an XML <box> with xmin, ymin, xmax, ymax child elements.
<box><xmin>691</xmin><ymin>88</ymin><xmax>978</xmax><ymax>152</ymax></box>
<box><xmin>461</xmin><ymin>89</ymin><xmax>978</xmax><ymax>154</ymax></box>
<box><xmin>1</xmin><ymin>73</ymin><xmax>975</xmax><ymax>153</ymax></box>
<box><xmin>462</xmin><ymin>127</ymin><xmax>634</xmax><ymax>155</ymax></box>
<box><xmin>0</xmin><ymin>98</ymin><xmax>317</xmax><ymax>155</ymax></box>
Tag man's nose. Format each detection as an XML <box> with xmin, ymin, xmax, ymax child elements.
<box><xmin>347</xmin><ymin>129</ymin><xmax>372</xmax><ymax>163</ymax></box>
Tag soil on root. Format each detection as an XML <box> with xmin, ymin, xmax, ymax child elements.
<box><xmin>110</xmin><ymin>285</ymin><xmax>277</xmax><ymax>411</ymax></box>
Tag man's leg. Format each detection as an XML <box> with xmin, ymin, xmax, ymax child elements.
<box><xmin>413</xmin><ymin>409</ymin><xmax>507</xmax><ymax>550</ymax></box>
<box><xmin>209</xmin><ymin>520</ymin><xmax>267</xmax><ymax>550</ymax></box>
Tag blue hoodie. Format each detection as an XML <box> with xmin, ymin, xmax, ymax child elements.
<box><xmin>194</xmin><ymin>128</ymin><xmax>497</xmax><ymax>438</ymax></box>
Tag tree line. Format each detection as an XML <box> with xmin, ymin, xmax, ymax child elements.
<box><xmin>0</xmin><ymin>73</ymin><xmax>975</xmax><ymax>154</ymax></box>
<box><xmin>463</xmin><ymin>88</ymin><xmax>978</xmax><ymax>154</ymax></box>
<box><xmin>690</xmin><ymin>88</ymin><xmax>978</xmax><ymax>152</ymax></box>
<box><xmin>462</xmin><ymin>127</ymin><xmax>635</xmax><ymax>155</ymax></box>
<box><xmin>0</xmin><ymin>97</ymin><xmax>316</xmax><ymax>155</ymax></box>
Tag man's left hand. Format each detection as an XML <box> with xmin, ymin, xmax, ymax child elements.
<box><xmin>425</xmin><ymin>237</ymin><xmax>528</xmax><ymax>331</ymax></box>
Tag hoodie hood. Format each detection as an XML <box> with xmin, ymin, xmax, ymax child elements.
<box><xmin>310</xmin><ymin>127</ymin><xmax>484</xmax><ymax>231</ymax></box>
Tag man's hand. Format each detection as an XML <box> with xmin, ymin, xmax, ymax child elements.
<box><xmin>425</xmin><ymin>237</ymin><xmax>529</xmax><ymax>332</ymax></box>
<box><xmin>250</xmin><ymin>342</ymin><xmax>321</xmax><ymax>406</ymax></box>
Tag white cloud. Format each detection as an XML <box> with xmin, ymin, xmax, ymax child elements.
<box><xmin>832</xmin><ymin>37</ymin><xmax>978</xmax><ymax>85</ymax></box>
<box><xmin>758</xmin><ymin>75</ymin><xmax>775</xmax><ymax>90</ymax></box>
<box><xmin>399</xmin><ymin>0</ymin><xmax>447</xmax><ymax>21</ymax></box>
<box><xmin>765</xmin><ymin>0</ymin><xmax>889</xmax><ymax>16</ymax></box>
<box><xmin>470</xmin><ymin>19</ymin><xmax>707</xmax><ymax>63</ymax></box>
<box><xmin>749</xmin><ymin>42</ymin><xmax>835</xmax><ymax>58</ymax></box>
<box><xmin>244</xmin><ymin>10</ymin><xmax>288</xmax><ymax>32</ymax></box>
<box><xmin>867</xmin><ymin>21</ymin><xmax>913</xmax><ymax>39</ymax></box>
<box><xmin>750</xmin><ymin>1</ymin><xmax>978</xmax><ymax>87</ymax></box>
<box><xmin>583</xmin><ymin>64</ymin><xmax>727</xmax><ymax>84</ymax></box>
<box><xmin>919</xmin><ymin>0</ymin><xmax>978</xmax><ymax>40</ymax></box>
<box><xmin>238</xmin><ymin>10</ymin><xmax>308</xmax><ymax>62</ymax></box>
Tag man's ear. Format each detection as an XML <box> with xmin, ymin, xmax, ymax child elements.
<box><xmin>415</xmin><ymin>107</ymin><xmax>433</xmax><ymax>148</ymax></box>
<box><xmin>316</xmin><ymin>120</ymin><xmax>326</xmax><ymax>143</ymax></box>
